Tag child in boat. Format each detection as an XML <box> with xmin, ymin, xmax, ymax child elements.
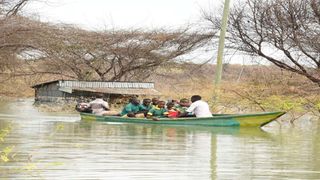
<box><xmin>140</xmin><ymin>98</ymin><xmax>152</xmax><ymax>111</ymax></box>
<box><xmin>120</xmin><ymin>98</ymin><xmax>143</xmax><ymax>117</ymax></box>
<box><xmin>166</xmin><ymin>102</ymin><xmax>178</xmax><ymax>118</ymax></box>
<box><xmin>147</xmin><ymin>101</ymin><xmax>168</xmax><ymax>120</ymax></box>
<box><xmin>175</xmin><ymin>98</ymin><xmax>190</xmax><ymax>117</ymax></box>
<box><xmin>139</xmin><ymin>98</ymin><xmax>152</xmax><ymax>117</ymax></box>
<box><xmin>172</xmin><ymin>99</ymin><xmax>179</xmax><ymax>106</ymax></box>
<box><xmin>151</xmin><ymin>97</ymin><xmax>159</xmax><ymax>108</ymax></box>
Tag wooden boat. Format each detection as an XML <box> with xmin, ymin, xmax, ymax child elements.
<box><xmin>80</xmin><ymin>111</ymin><xmax>285</xmax><ymax>127</ymax></box>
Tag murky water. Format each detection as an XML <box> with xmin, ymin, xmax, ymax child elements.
<box><xmin>0</xmin><ymin>99</ymin><xmax>319</xmax><ymax>179</ymax></box>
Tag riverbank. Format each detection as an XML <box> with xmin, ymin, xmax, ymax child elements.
<box><xmin>0</xmin><ymin>64</ymin><xmax>319</xmax><ymax>117</ymax></box>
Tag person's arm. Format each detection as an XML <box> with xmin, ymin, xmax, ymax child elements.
<box><xmin>136</xmin><ymin>104</ymin><xmax>147</xmax><ymax>114</ymax></box>
<box><xmin>186</xmin><ymin>103</ymin><xmax>196</xmax><ymax>113</ymax></box>
<box><xmin>123</xmin><ymin>104</ymin><xmax>137</xmax><ymax>117</ymax></box>
<box><xmin>120</xmin><ymin>104</ymin><xmax>132</xmax><ymax>116</ymax></box>
<box><xmin>163</xmin><ymin>110</ymin><xmax>169</xmax><ymax>117</ymax></box>
<box><xmin>146</xmin><ymin>109</ymin><xmax>154</xmax><ymax>118</ymax></box>
<box><xmin>178</xmin><ymin>111</ymin><xmax>188</xmax><ymax>117</ymax></box>
<box><xmin>179</xmin><ymin>103</ymin><xmax>195</xmax><ymax>117</ymax></box>
<box><xmin>146</xmin><ymin>109</ymin><xmax>159</xmax><ymax>121</ymax></box>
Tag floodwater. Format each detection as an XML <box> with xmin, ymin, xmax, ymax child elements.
<box><xmin>0</xmin><ymin>99</ymin><xmax>319</xmax><ymax>179</ymax></box>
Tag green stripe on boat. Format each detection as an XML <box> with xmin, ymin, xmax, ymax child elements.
<box><xmin>80</xmin><ymin>111</ymin><xmax>285</xmax><ymax>127</ymax></box>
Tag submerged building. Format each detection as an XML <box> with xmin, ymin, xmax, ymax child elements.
<box><xmin>31</xmin><ymin>80</ymin><xmax>160</xmax><ymax>103</ymax></box>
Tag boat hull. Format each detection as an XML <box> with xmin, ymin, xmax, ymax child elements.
<box><xmin>80</xmin><ymin>111</ymin><xmax>285</xmax><ymax>127</ymax></box>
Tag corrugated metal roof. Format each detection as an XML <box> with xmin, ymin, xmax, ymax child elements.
<box><xmin>32</xmin><ymin>80</ymin><xmax>155</xmax><ymax>89</ymax></box>
<box><xmin>31</xmin><ymin>80</ymin><xmax>60</xmax><ymax>88</ymax></box>
<box><xmin>59</xmin><ymin>81</ymin><xmax>154</xmax><ymax>89</ymax></box>
<box><xmin>72</xmin><ymin>87</ymin><xmax>161</xmax><ymax>95</ymax></box>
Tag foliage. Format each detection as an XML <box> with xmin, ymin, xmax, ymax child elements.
<box><xmin>0</xmin><ymin>122</ymin><xmax>65</xmax><ymax>178</ymax></box>
<box><xmin>261</xmin><ymin>96</ymin><xmax>305</xmax><ymax>112</ymax></box>
<box><xmin>0</xmin><ymin>124</ymin><xmax>11</xmax><ymax>142</ymax></box>
<box><xmin>0</xmin><ymin>124</ymin><xmax>13</xmax><ymax>163</ymax></box>
<box><xmin>1</xmin><ymin>145</ymin><xmax>14</xmax><ymax>162</ymax></box>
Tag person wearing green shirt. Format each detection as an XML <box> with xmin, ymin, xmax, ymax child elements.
<box><xmin>147</xmin><ymin>101</ymin><xmax>168</xmax><ymax>120</ymax></box>
<box><xmin>151</xmin><ymin>97</ymin><xmax>159</xmax><ymax>108</ymax></box>
<box><xmin>140</xmin><ymin>98</ymin><xmax>152</xmax><ymax>111</ymax></box>
<box><xmin>139</xmin><ymin>98</ymin><xmax>152</xmax><ymax>116</ymax></box>
<box><xmin>120</xmin><ymin>98</ymin><xmax>142</xmax><ymax>117</ymax></box>
<box><xmin>175</xmin><ymin>98</ymin><xmax>190</xmax><ymax>115</ymax></box>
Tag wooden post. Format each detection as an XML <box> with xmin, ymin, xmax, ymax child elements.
<box><xmin>215</xmin><ymin>0</ymin><xmax>231</xmax><ymax>85</ymax></box>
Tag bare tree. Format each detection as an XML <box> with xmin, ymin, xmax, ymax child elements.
<box><xmin>0</xmin><ymin>0</ymin><xmax>214</xmax><ymax>83</ymax></box>
<box><xmin>0</xmin><ymin>0</ymin><xmax>29</xmax><ymax>16</ymax></box>
<box><xmin>203</xmin><ymin>0</ymin><xmax>320</xmax><ymax>86</ymax></box>
<box><xmin>0</xmin><ymin>0</ymin><xmax>33</xmax><ymax>79</ymax></box>
<box><xmin>36</xmin><ymin>26</ymin><xmax>212</xmax><ymax>81</ymax></box>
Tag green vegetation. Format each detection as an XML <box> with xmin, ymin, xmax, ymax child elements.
<box><xmin>0</xmin><ymin>125</ymin><xmax>13</xmax><ymax>163</ymax></box>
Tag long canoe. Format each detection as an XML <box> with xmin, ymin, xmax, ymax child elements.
<box><xmin>80</xmin><ymin>111</ymin><xmax>285</xmax><ymax>127</ymax></box>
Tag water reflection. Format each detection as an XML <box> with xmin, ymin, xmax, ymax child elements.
<box><xmin>0</xmin><ymin>100</ymin><xmax>319</xmax><ymax>179</ymax></box>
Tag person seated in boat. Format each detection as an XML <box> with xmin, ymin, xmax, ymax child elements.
<box><xmin>88</xmin><ymin>93</ymin><xmax>110</xmax><ymax>116</ymax></box>
<box><xmin>180</xmin><ymin>95</ymin><xmax>212</xmax><ymax>118</ymax></box>
<box><xmin>120</xmin><ymin>98</ymin><xmax>145</xmax><ymax>118</ymax></box>
<box><xmin>151</xmin><ymin>97</ymin><xmax>159</xmax><ymax>108</ymax></box>
<box><xmin>147</xmin><ymin>101</ymin><xmax>168</xmax><ymax>120</ymax></box>
<box><xmin>75</xmin><ymin>102</ymin><xmax>92</xmax><ymax>113</ymax></box>
<box><xmin>171</xmin><ymin>99</ymin><xmax>179</xmax><ymax>106</ymax></box>
<box><xmin>166</xmin><ymin>99</ymin><xmax>179</xmax><ymax>107</ymax></box>
<box><xmin>175</xmin><ymin>98</ymin><xmax>191</xmax><ymax>117</ymax></box>
<box><xmin>139</xmin><ymin>98</ymin><xmax>152</xmax><ymax>116</ymax></box>
<box><xmin>166</xmin><ymin>102</ymin><xmax>178</xmax><ymax>118</ymax></box>
<box><xmin>140</xmin><ymin>98</ymin><xmax>152</xmax><ymax>111</ymax></box>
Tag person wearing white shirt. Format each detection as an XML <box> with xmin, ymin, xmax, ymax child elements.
<box><xmin>185</xmin><ymin>95</ymin><xmax>212</xmax><ymax>118</ymax></box>
<box><xmin>89</xmin><ymin>93</ymin><xmax>110</xmax><ymax>115</ymax></box>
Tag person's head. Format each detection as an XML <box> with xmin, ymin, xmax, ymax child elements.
<box><xmin>142</xmin><ymin>98</ymin><xmax>151</xmax><ymax>106</ymax></box>
<box><xmin>179</xmin><ymin>98</ymin><xmax>190</xmax><ymax>107</ymax></box>
<box><xmin>191</xmin><ymin>95</ymin><xmax>201</xmax><ymax>103</ymax></box>
<box><xmin>151</xmin><ymin>97</ymin><xmax>159</xmax><ymax>105</ymax></box>
<box><xmin>166</xmin><ymin>102</ymin><xmax>174</xmax><ymax>109</ymax></box>
<box><xmin>157</xmin><ymin>101</ymin><xmax>166</xmax><ymax>108</ymax></box>
<box><xmin>131</xmin><ymin>98</ymin><xmax>140</xmax><ymax>106</ymax></box>
<box><xmin>96</xmin><ymin>93</ymin><xmax>104</xmax><ymax>99</ymax></box>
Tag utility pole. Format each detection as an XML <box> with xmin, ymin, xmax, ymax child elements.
<box><xmin>214</xmin><ymin>0</ymin><xmax>231</xmax><ymax>85</ymax></box>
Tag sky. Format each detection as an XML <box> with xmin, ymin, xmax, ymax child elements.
<box><xmin>24</xmin><ymin>0</ymin><xmax>223</xmax><ymax>30</ymax></box>
<box><xmin>23</xmin><ymin>0</ymin><xmax>266</xmax><ymax>65</ymax></box>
